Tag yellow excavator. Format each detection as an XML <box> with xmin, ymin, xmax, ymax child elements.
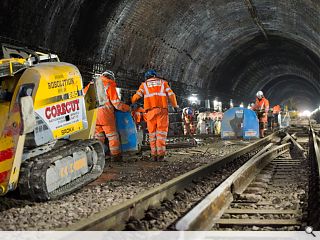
<box><xmin>0</xmin><ymin>44</ymin><xmax>107</xmax><ymax>201</ymax></box>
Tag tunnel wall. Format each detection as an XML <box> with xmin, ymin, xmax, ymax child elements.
<box><xmin>0</xmin><ymin>0</ymin><xmax>319</xmax><ymax>109</ymax></box>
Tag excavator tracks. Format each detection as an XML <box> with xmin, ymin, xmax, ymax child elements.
<box><xmin>18</xmin><ymin>140</ymin><xmax>105</xmax><ymax>201</ymax></box>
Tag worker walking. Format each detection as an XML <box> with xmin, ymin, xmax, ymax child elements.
<box><xmin>131</xmin><ymin>69</ymin><xmax>178</xmax><ymax>161</ymax></box>
<box><xmin>252</xmin><ymin>91</ymin><xmax>270</xmax><ymax>138</ymax></box>
<box><xmin>95</xmin><ymin>70</ymin><xmax>130</xmax><ymax>160</ymax></box>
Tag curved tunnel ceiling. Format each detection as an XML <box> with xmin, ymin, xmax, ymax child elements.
<box><xmin>0</xmin><ymin>0</ymin><xmax>319</xmax><ymax>109</ymax></box>
<box><xmin>263</xmin><ymin>75</ymin><xmax>318</xmax><ymax>110</ymax></box>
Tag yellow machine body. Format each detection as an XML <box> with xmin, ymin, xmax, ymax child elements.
<box><xmin>0</xmin><ymin>58</ymin><xmax>99</xmax><ymax>197</ymax></box>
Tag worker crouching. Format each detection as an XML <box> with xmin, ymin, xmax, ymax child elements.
<box><xmin>252</xmin><ymin>91</ymin><xmax>270</xmax><ymax>138</ymax></box>
<box><xmin>131</xmin><ymin>69</ymin><xmax>179</xmax><ymax>161</ymax></box>
<box><xmin>95</xmin><ymin>70</ymin><xmax>130</xmax><ymax>160</ymax></box>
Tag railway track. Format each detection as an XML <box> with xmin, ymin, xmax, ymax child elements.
<box><xmin>176</xmin><ymin>125</ymin><xmax>319</xmax><ymax>231</ymax></box>
<box><xmin>62</xmin><ymin>125</ymin><xmax>320</xmax><ymax>231</ymax></box>
<box><xmin>0</xmin><ymin>134</ymin><xmax>248</xmax><ymax>230</ymax></box>
<box><xmin>62</xmin><ymin>133</ymin><xmax>276</xmax><ymax>230</ymax></box>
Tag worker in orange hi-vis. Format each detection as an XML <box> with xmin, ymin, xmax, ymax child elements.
<box><xmin>272</xmin><ymin>104</ymin><xmax>281</xmax><ymax>129</ymax></box>
<box><xmin>182</xmin><ymin>107</ymin><xmax>194</xmax><ymax>135</ymax></box>
<box><xmin>131</xmin><ymin>103</ymin><xmax>147</xmax><ymax>144</ymax></box>
<box><xmin>131</xmin><ymin>69</ymin><xmax>179</xmax><ymax>161</ymax></box>
<box><xmin>273</xmin><ymin>105</ymin><xmax>281</xmax><ymax>114</ymax></box>
<box><xmin>252</xmin><ymin>91</ymin><xmax>270</xmax><ymax>138</ymax></box>
<box><xmin>93</xmin><ymin>70</ymin><xmax>130</xmax><ymax>161</ymax></box>
<box><xmin>131</xmin><ymin>104</ymin><xmax>147</xmax><ymax>125</ymax></box>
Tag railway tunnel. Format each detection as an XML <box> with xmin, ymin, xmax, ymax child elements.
<box><xmin>1</xmin><ymin>0</ymin><xmax>319</xmax><ymax>109</ymax></box>
<box><xmin>0</xmin><ymin>0</ymin><xmax>320</xmax><ymax>235</ymax></box>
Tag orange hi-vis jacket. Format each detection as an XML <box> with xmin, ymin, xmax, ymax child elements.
<box><xmin>131</xmin><ymin>77</ymin><xmax>178</xmax><ymax>110</ymax></box>
<box><xmin>252</xmin><ymin>97</ymin><xmax>270</xmax><ymax>123</ymax></box>
<box><xmin>97</xmin><ymin>76</ymin><xmax>130</xmax><ymax>126</ymax></box>
<box><xmin>273</xmin><ymin>105</ymin><xmax>281</xmax><ymax>114</ymax></box>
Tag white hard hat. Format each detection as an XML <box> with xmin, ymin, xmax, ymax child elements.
<box><xmin>102</xmin><ymin>70</ymin><xmax>115</xmax><ymax>80</ymax></box>
<box><xmin>256</xmin><ymin>91</ymin><xmax>264</xmax><ymax>98</ymax></box>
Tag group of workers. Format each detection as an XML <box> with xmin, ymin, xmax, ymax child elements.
<box><xmin>181</xmin><ymin>108</ymin><xmax>222</xmax><ymax>136</ymax></box>
<box><xmin>90</xmin><ymin>68</ymin><xmax>281</xmax><ymax>161</ymax></box>
<box><xmin>91</xmin><ymin>69</ymin><xmax>178</xmax><ymax>162</ymax></box>
<box><xmin>181</xmin><ymin>90</ymin><xmax>276</xmax><ymax>139</ymax></box>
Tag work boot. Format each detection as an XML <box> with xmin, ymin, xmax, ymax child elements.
<box><xmin>259</xmin><ymin>129</ymin><xmax>265</xmax><ymax>138</ymax></box>
<box><xmin>157</xmin><ymin>155</ymin><xmax>166</xmax><ymax>162</ymax></box>
<box><xmin>111</xmin><ymin>154</ymin><xmax>123</xmax><ymax>162</ymax></box>
<box><xmin>151</xmin><ymin>155</ymin><xmax>158</xmax><ymax>161</ymax></box>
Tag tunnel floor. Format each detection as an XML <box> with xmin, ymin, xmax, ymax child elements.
<box><xmin>0</xmin><ymin>137</ymin><xmax>253</xmax><ymax>231</ymax></box>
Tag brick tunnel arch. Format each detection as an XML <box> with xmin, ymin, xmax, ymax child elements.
<box><xmin>209</xmin><ymin>35</ymin><xmax>320</xmax><ymax>108</ymax></box>
<box><xmin>262</xmin><ymin>75</ymin><xmax>319</xmax><ymax>110</ymax></box>
<box><xmin>0</xmin><ymin>0</ymin><xmax>319</xmax><ymax>108</ymax></box>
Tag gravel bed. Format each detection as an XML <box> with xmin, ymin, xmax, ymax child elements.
<box><xmin>0</xmin><ymin>137</ymin><xmax>253</xmax><ymax>230</ymax></box>
<box><xmin>212</xmin><ymin>148</ymin><xmax>310</xmax><ymax>231</ymax></box>
<box><xmin>123</xmin><ymin>147</ymin><xmax>262</xmax><ymax>230</ymax></box>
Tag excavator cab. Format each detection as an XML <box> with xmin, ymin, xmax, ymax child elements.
<box><xmin>0</xmin><ymin>44</ymin><xmax>107</xmax><ymax>200</ymax></box>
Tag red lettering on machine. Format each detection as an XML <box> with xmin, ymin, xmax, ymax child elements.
<box><xmin>45</xmin><ymin>99</ymin><xmax>80</xmax><ymax>119</ymax></box>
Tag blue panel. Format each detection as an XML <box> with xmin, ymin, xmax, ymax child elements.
<box><xmin>221</xmin><ymin>107</ymin><xmax>244</xmax><ymax>139</ymax></box>
<box><xmin>243</xmin><ymin>108</ymin><xmax>260</xmax><ymax>139</ymax></box>
<box><xmin>221</xmin><ymin>107</ymin><xmax>259</xmax><ymax>140</ymax></box>
<box><xmin>115</xmin><ymin>111</ymin><xmax>138</xmax><ymax>152</ymax></box>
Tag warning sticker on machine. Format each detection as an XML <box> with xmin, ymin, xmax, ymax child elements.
<box><xmin>35</xmin><ymin>97</ymin><xmax>86</xmax><ymax>139</ymax></box>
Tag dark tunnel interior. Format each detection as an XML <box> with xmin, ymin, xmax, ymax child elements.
<box><xmin>0</xmin><ymin>0</ymin><xmax>319</xmax><ymax>110</ymax></box>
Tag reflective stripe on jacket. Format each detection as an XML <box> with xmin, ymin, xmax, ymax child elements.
<box><xmin>252</xmin><ymin>97</ymin><xmax>270</xmax><ymax>123</ymax></box>
<box><xmin>96</xmin><ymin>76</ymin><xmax>130</xmax><ymax>125</ymax></box>
<box><xmin>253</xmin><ymin>97</ymin><xmax>270</xmax><ymax>112</ymax></box>
<box><xmin>131</xmin><ymin>77</ymin><xmax>178</xmax><ymax>110</ymax></box>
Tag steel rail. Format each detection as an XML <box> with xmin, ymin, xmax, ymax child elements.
<box><xmin>176</xmin><ymin>143</ymin><xmax>290</xmax><ymax>230</ymax></box>
<box><xmin>61</xmin><ymin>133</ymin><xmax>277</xmax><ymax>231</ymax></box>
<box><xmin>310</xmin><ymin>127</ymin><xmax>320</xmax><ymax>174</ymax></box>
<box><xmin>308</xmin><ymin>125</ymin><xmax>320</xmax><ymax>229</ymax></box>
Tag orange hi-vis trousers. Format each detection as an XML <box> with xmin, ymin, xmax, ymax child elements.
<box><xmin>146</xmin><ymin>108</ymin><xmax>169</xmax><ymax>157</ymax></box>
<box><xmin>95</xmin><ymin>124</ymin><xmax>121</xmax><ymax>156</ymax></box>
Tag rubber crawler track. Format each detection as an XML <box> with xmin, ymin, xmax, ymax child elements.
<box><xmin>18</xmin><ymin>140</ymin><xmax>105</xmax><ymax>201</ymax></box>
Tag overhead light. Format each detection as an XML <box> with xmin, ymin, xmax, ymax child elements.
<box><xmin>188</xmin><ymin>95</ymin><xmax>198</xmax><ymax>104</ymax></box>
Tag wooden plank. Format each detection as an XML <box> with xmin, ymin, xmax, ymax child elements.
<box><xmin>273</xmin><ymin>158</ymin><xmax>304</xmax><ymax>161</ymax></box>
<box><xmin>272</xmin><ymin>161</ymin><xmax>302</xmax><ymax>163</ymax></box>
<box><xmin>172</xmin><ymin>152</ymin><xmax>193</xmax><ymax>155</ymax></box>
<box><xmin>224</xmin><ymin>209</ymin><xmax>299</xmax><ymax>214</ymax></box>
<box><xmin>273</xmin><ymin>160</ymin><xmax>302</xmax><ymax>162</ymax></box>
<box><xmin>217</xmin><ymin>219</ymin><xmax>300</xmax><ymax>225</ymax></box>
